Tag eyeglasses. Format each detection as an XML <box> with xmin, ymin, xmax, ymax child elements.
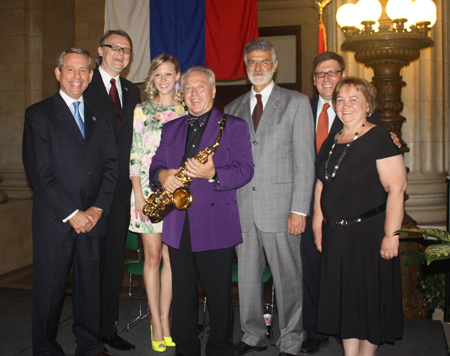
<box><xmin>314</xmin><ymin>70</ymin><xmax>343</xmax><ymax>78</ymax></box>
<box><xmin>247</xmin><ymin>60</ymin><xmax>272</xmax><ymax>68</ymax></box>
<box><xmin>101</xmin><ymin>44</ymin><xmax>132</xmax><ymax>54</ymax></box>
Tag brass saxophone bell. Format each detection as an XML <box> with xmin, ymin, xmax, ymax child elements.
<box><xmin>172</xmin><ymin>187</ymin><xmax>193</xmax><ymax>210</ymax></box>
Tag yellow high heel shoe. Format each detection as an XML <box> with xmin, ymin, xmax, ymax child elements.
<box><xmin>151</xmin><ymin>325</ymin><xmax>166</xmax><ymax>352</ymax></box>
<box><xmin>164</xmin><ymin>336</ymin><xmax>176</xmax><ymax>347</ymax></box>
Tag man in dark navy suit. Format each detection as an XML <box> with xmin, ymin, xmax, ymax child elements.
<box><xmin>84</xmin><ymin>30</ymin><xmax>140</xmax><ymax>351</ymax></box>
<box><xmin>23</xmin><ymin>47</ymin><xmax>117</xmax><ymax>356</ymax></box>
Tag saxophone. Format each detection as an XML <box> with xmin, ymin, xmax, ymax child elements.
<box><xmin>143</xmin><ymin>114</ymin><xmax>228</xmax><ymax>223</ymax></box>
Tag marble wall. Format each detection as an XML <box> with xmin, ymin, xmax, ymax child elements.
<box><xmin>0</xmin><ymin>0</ymin><xmax>75</xmax><ymax>274</ymax></box>
<box><xmin>75</xmin><ymin>0</ymin><xmax>105</xmax><ymax>63</ymax></box>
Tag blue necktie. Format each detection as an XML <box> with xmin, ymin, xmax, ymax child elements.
<box><xmin>72</xmin><ymin>101</ymin><xmax>84</xmax><ymax>138</ymax></box>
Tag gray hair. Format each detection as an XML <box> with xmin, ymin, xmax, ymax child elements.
<box><xmin>56</xmin><ymin>48</ymin><xmax>93</xmax><ymax>71</ymax></box>
<box><xmin>181</xmin><ymin>66</ymin><xmax>216</xmax><ymax>90</ymax></box>
<box><xmin>244</xmin><ymin>39</ymin><xmax>278</xmax><ymax>64</ymax></box>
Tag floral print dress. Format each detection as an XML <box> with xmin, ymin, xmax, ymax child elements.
<box><xmin>129</xmin><ymin>101</ymin><xmax>186</xmax><ymax>233</ymax></box>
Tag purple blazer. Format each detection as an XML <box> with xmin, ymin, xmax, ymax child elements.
<box><xmin>149</xmin><ymin>108</ymin><xmax>254</xmax><ymax>252</ymax></box>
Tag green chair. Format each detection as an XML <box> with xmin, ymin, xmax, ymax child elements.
<box><xmin>125</xmin><ymin>232</ymin><xmax>149</xmax><ymax>331</ymax></box>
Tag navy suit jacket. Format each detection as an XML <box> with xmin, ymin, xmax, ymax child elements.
<box><xmin>84</xmin><ymin>68</ymin><xmax>141</xmax><ymax>205</ymax></box>
<box><xmin>22</xmin><ymin>92</ymin><xmax>118</xmax><ymax>241</ymax></box>
<box><xmin>149</xmin><ymin>108</ymin><xmax>254</xmax><ymax>252</ymax></box>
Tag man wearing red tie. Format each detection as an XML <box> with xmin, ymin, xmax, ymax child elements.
<box><xmin>300</xmin><ymin>51</ymin><xmax>384</xmax><ymax>354</ymax></box>
<box><xmin>84</xmin><ymin>30</ymin><xmax>141</xmax><ymax>351</ymax></box>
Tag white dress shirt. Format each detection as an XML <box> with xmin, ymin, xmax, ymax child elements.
<box><xmin>59</xmin><ymin>89</ymin><xmax>85</xmax><ymax>123</ymax></box>
<box><xmin>249</xmin><ymin>80</ymin><xmax>275</xmax><ymax>117</ymax></box>
<box><xmin>99</xmin><ymin>65</ymin><xmax>123</xmax><ymax>107</ymax></box>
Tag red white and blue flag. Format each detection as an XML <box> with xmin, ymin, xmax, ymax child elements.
<box><xmin>105</xmin><ymin>0</ymin><xmax>259</xmax><ymax>83</ymax></box>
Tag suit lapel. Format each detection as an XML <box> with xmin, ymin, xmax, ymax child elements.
<box><xmin>84</xmin><ymin>99</ymin><xmax>96</xmax><ymax>146</ymax></box>
<box><xmin>53</xmin><ymin>93</ymin><xmax>85</xmax><ymax>144</ymax></box>
<box><xmin>173</xmin><ymin>116</ymin><xmax>188</xmax><ymax>169</ymax></box>
<box><xmin>92</xmin><ymin>68</ymin><xmax>119</xmax><ymax>139</ymax></box>
<box><xmin>237</xmin><ymin>92</ymin><xmax>253</xmax><ymax>134</ymax></box>
<box><xmin>189</xmin><ymin>109</ymin><xmax>222</xmax><ymax>193</ymax></box>
<box><xmin>256</xmin><ymin>84</ymin><xmax>280</xmax><ymax>134</ymax></box>
<box><xmin>120</xmin><ymin>77</ymin><xmax>130</xmax><ymax>110</ymax></box>
<box><xmin>200</xmin><ymin>108</ymin><xmax>222</xmax><ymax>149</ymax></box>
<box><xmin>92</xmin><ymin>69</ymin><xmax>115</xmax><ymax>113</ymax></box>
<box><xmin>310</xmin><ymin>96</ymin><xmax>319</xmax><ymax>124</ymax></box>
<box><xmin>119</xmin><ymin>77</ymin><xmax>132</xmax><ymax>136</ymax></box>
<box><xmin>329</xmin><ymin>114</ymin><xmax>343</xmax><ymax>135</ymax></box>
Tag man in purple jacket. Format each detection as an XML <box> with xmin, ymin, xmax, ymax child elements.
<box><xmin>149</xmin><ymin>66</ymin><xmax>254</xmax><ymax>356</ymax></box>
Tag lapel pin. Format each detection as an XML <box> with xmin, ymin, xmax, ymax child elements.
<box><xmin>274</xmin><ymin>105</ymin><xmax>277</xmax><ymax>108</ymax></box>
<box><xmin>92</xmin><ymin>116</ymin><xmax>97</xmax><ymax>122</ymax></box>
<box><xmin>124</xmin><ymin>87</ymin><xmax>128</xmax><ymax>91</ymax></box>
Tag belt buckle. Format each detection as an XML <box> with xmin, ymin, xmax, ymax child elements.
<box><xmin>337</xmin><ymin>219</ymin><xmax>349</xmax><ymax>227</ymax></box>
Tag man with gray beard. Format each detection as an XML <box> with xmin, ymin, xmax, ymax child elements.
<box><xmin>225</xmin><ymin>39</ymin><xmax>315</xmax><ymax>356</ymax></box>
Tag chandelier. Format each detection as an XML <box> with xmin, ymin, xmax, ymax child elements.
<box><xmin>333</xmin><ymin>0</ymin><xmax>436</xmax><ymax>152</ymax></box>
<box><xmin>336</xmin><ymin>0</ymin><xmax>436</xmax><ymax>38</ymax></box>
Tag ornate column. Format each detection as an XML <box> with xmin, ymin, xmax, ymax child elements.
<box><xmin>325</xmin><ymin>0</ymin><xmax>447</xmax><ymax>225</ymax></box>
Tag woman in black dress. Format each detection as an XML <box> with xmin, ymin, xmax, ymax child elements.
<box><xmin>313</xmin><ymin>77</ymin><xmax>407</xmax><ymax>356</ymax></box>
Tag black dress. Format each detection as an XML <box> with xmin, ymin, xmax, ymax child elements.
<box><xmin>316</xmin><ymin>126</ymin><xmax>403</xmax><ymax>345</ymax></box>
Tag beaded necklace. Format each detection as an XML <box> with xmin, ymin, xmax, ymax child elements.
<box><xmin>325</xmin><ymin>122</ymin><xmax>366</xmax><ymax>182</ymax></box>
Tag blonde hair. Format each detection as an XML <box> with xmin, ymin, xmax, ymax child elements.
<box><xmin>143</xmin><ymin>54</ymin><xmax>182</xmax><ymax>102</ymax></box>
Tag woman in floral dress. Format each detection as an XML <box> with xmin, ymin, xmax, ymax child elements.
<box><xmin>129</xmin><ymin>54</ymin><xmax>186</xmax><ymax>352</ymax></box>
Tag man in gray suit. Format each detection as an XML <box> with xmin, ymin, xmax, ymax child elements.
<box><xmin>225</xmin><ymin>39</ymin><xmax>315</xmax><ymax>356</ymax></box>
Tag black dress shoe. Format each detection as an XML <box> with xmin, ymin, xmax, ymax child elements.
<box><xmin>279</xmin><ymin>353</ymin><xmax>296</xmax><ymax>356</ymax></box>
<box><xmin>300</xmin><ymin>337</ymin><xmax>329</xmax><ymax>354</ymax></box>
<box><xmin>102</xmin><ymin>333</ymin><xmax>136</xmax><ymax>350</ymax></box>
<box><xmin>234</xmin><ymin>341</ymin><xmax>267</xmax><ymax>356</ymax></box>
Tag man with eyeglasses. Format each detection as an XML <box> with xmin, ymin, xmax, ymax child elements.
<box><xmin>84</xmin><ymin>30</ymin><xmax>141</xmax><ymax>352</ymax></box>
<box><xmin>225</xmin><ymin>39</ymin><xmax>315</xmax><ymax>356</ymax></box>
<box><xmin>300</xmin><ymin>51</ymin><xmax>385</xmax><ymax>354</ymax></box>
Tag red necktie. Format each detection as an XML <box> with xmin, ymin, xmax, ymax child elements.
<box><xmin>316</xmin><ymin>103</ymin><xmax>330</xmax><ymax>152</ymax></box>
<box><xmin>252</xmin><ymin>94</ymin><xmax>263</xmax><ymax>132</ymax></box>
<box><xmin>110</xmin><ymin>78</ymin><xmax>123</xmax><ymax>130</ymax></box>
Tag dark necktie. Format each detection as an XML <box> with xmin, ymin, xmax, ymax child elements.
<box><xmin>109</xmin><ymin>78</ymin><xmax>123</xmax><ymax>130</ymax></box>
<box><xmin>316</xmin><ymin>102</ymin><xmax>330</xmax><ymax>152</ymax></box>
<box><xmin>252</xmin><ymin>94</ymin><xmax>263</xmax><ymax>132</ymax></box>
<box><xmin>71</xmin><ymin>101</ymin><xmax>84</xmax><ymax>138</ymax></box>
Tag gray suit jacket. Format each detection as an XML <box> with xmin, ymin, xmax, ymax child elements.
<box><xmin>225</xmin><ymin>84</ymin><xmax>315</xmax><ymax>233</ymax></box>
